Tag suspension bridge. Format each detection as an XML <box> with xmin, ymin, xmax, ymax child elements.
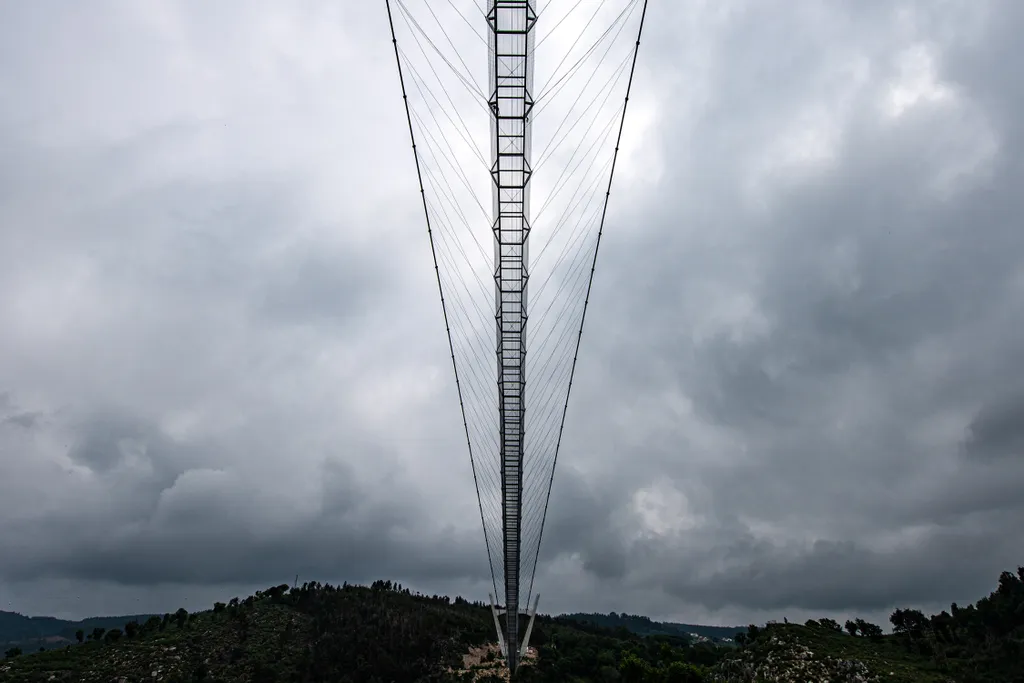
<box><xmin>385</xmin><ymin>0</ymin><xmax>649</xmax><ymax>673</ymax></box>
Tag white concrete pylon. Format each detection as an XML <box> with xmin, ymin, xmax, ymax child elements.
<box><xmin>489</xmin><ymin>593</ymin><xmax>508</xmax><ymax>659</ymax></box>
<box><xmin>519</xmin><ymin>594</ymin><xmax>540</xmax><ymax>658</ymax></box>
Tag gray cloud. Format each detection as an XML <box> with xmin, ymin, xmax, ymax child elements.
<box><xmin>3</xmin><ymin>411</ymin><xmax>42</xmax><ymax>429</ymax></box>
<box><xmin>0</xmin><ymin>407</ymin><xmax>488</xmax><ymax>589</ymax></box>
<box><xmin>530</xmin><ymin>0</ymin><xmax>1024</xmax><ymax>617</ymax></box>
<box><xmin>1</xmin><ymin>0</ymin><xmax>1022</xmax><ymax>628</ymax></box>
<box><xmin>964</xmin><ymin>393</ymin><xmax>1024</xmax><ymax>461</ymax></box>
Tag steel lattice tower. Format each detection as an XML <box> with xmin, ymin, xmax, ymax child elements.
<box><xmin>488</xmin><ymin>0</ymin><xmax>535</xmax><ymax>673</ymax></box>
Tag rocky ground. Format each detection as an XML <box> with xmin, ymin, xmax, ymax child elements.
<box><xmin>708</xmin><ymin>626</ymin><xmax>955</xmax><ymax>683</ymax></box>
<box><xmin>445</xmin><ymin>642</ymin><xmax>538</xmax><ymax>682</ymax></box>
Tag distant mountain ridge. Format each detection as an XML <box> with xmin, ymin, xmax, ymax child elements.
<box><xmin>0</xmin><ymin>610</ymin><xmax>158</xmax><ymax>650</ymax></box>
<box><xmin>3</xmin><ymin>605</ymin><xmax>743</xmax><ymax>651</ymax></box>
<box><xmin>558</xmin><ymin>611</ymin><xmax>744</xmax><ymax>642</ymax></box>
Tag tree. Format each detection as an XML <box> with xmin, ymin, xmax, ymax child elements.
<box><xmin>265</xmin><ymin>584</ymin><xmax>288</xmax><ymax>601</ymax></box>
<box><xmin>664</xmin><ymin>661</ymin><xmax>706</xmax><ymax>683</ymax></box>
<box><xmin>890</xmin><ymin>608</ymin><xmax>928</xmax><ymax>638</ymax></box>
<box><xmin>855</xmin><ymin>619</ymin><xmax>883</xmax><ymax>639</ymax></box>
<box><xmin>4</xmin><ymin>647</ymin><xmax>22</xmax><ymax>659</ymax></box>
<box><xmin>619</xmin><ymin>653</ymin><xmax>650</xmax><ymax>683</ymax></box>
<box><xmin>104</xmin><ymin>628</ymin><xmax>123</xmax><ymax>643</ymax></box>
<box><xmin>929</xmin><ymin>611</ymin><xmax>954</xmax><ymax>643</ymax></box>
<box><xmin>91</xmin><ymin>627</ymin><xmax>106</xmax><ymax>642</ymax></box>
<box><xmin>75</xmin><ymin>629</ymin><xmax>84</xmax><ymax>643</ymax></box>
<box><xmin>124</xmin><ymin>620</ymin><xmax>139</xmax><ymax>639</ymax></box>
<box><xmin>996</xmin><ymin>570</ymin><xmax>1021</xmax><ymax>597</ymax></box>
<box><xmin>213</xmin><ymin>601</ymin><xmax>226</xmax><ymax>614</ymax></box>
<box><xmin>844</xmin><ymin>620</ymin><xmax>858</xmax><ymax>636</ymax></box>
<box><xmin>818</xmin><ymin>618</ymin><xmax>842</xmax><ymax>632</ymax></box>
<box><xmin>174</xmin><ymin>608</ymin><xmax>189</xmax><ymax>629</ymax></box>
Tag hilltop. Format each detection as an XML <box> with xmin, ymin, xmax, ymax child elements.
<box><xmin>0</xmin><ymin>581</ymin><xmax>723</xmax><ymax>682</ymax></box>
<box><xmin>0</xmin><ymin>568</ymin><xmax>1021</xmax><ymax>682</ymax></box>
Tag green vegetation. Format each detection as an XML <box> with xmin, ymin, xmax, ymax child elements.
<box><xmin>518</xmin><ymin>621</ymin><xmax>725</xmax><ymax>682</ymax></box>
<box><xmin>559</xmin><ymin>613</ymin><xmax>743</xmax><ymax>642</ymax></box>
<box><xmin>719</xmin><ymin>566</ymin><xmax>1024</xmax><ymax>683</ymax></box>
<box><xmin>0</xmin><ymin>580</ymin><xmax>724</xmax><ymax>683</ymax></box>
<box><xmin>718</xmin><ymin>621</ymin><xmax>947</xmax><ymax>683</ymax></box>
<box><xmin>883</xmin><ymin>568</ymin><xmax>1024</xmax><ymax>683</ymax></box>
<box><xmin>0</xmin><ymin>567</ymin><xmax>1020</xmax><ymax>682</ymax></box>
<box><xmin>0</xmin><ymin>611</ymin><xmax>158</xmax><ymax>653</ymax></box>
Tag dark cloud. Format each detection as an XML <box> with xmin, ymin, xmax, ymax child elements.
<box><xmin>1</xmin><ymin>0</ymin><xmax>1023</xmax><ymax>627</ymax></box>
<box><xmin>1</xmin><ymin>409</ymin><xmax>488</xmax><ymax>589</ymax></box>
<box><xmin>534</xmin><ymin>0</ymin><xmax>1024</xmax><ymax>617</ymax></box>
<box><xmin>66</xmin><ymin>413</ymin><xmax>168</xmax><ymax>474</ymax></box>
<box><xmin>648</xmin><ymin>521</ymin><xmax>1022</xmax><ymax>612</ymax></box>
<box><xmin>964</xmin><ymin>394</ymin><xmax>1024</xmax><ymax>461</ymax></box>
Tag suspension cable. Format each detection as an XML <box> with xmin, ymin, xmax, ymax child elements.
<box><xmin>524</xmin><ymin>0</ymin><xmax>650</xmax><ymax>611</ymax></box>
<box><xmin>386</xmin><ymin>0</ymin><xmax>499</xmax><ymax>602</ymax></box>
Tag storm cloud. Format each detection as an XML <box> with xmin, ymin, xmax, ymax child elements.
<box><xmin>2</xmin><ymin>0</ymin><xmax>1023</xmax><ymax>628</ymax></box>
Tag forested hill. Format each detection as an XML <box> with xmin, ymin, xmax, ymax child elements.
<box><xmin>559</xmin><ymin>612</ymin><xmax>744</xmax><ymax>642</ymax></box>
<box><xmin>0</xmin><ymin>612</ymin><xmax>159</xmax><ymax>652</ymax></box>
<box><xmin>0</xmin><ymin>581</ymin><xmax>726</xmax><ymax>682</ymax></box>
<box><xmin>1</xmin><ymin>568</ymin><xmax>1022</xmax><ymax>682</ymax></box>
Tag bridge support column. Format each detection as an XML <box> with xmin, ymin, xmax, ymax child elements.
<box><xmin>490</xmin><ymin>592</ymin><xmax>542</xmax><ymax>669</ymax></box>
<box><xmin>489</xmin><ymin>593</ymin><xmax>508</xmax><ymax>659</ymax></box>
<box><xmin>519</xmin><ymin>594</ymin><xmax>540</xmax><ymax>659</ymax></box>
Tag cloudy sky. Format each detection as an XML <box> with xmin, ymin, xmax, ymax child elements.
<box><xmin>2</xmin><ymin>0</ymin><xmax>1023</xmax><ymax>630</ymax></box>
